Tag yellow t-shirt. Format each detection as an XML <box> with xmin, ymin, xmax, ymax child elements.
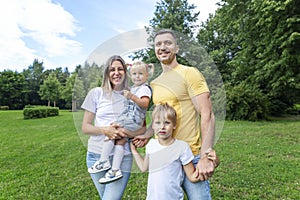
<box><xmin>151</xmin><ymin>64</ymin><xmax>209</xmax><ymax>155</ymax></box>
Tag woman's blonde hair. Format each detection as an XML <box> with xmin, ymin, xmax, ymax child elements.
<box><xmin>152</xmin><ymin>103</ymin><xmax>177</xmax><ymax>126</ymax></box>
<box><xmin>101</xmin><ymin>55</ymin><xmax>128</xmax><ymax>92</ymax></box>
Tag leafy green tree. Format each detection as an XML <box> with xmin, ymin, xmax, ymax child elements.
<box><xmin>22</xmin><ymin>59</ymin><xmax>45</xmax><ymax>106</ymax></box>
<box><xmin>0</xmin><ymin>70</ymin><xmax>25</xmax><ymax>109</ymax></box>
<box><xmin>69</xmin><ymin>62</ymin><xmax>103</xmax><ymax>111</ymax></box>
<box><xmin>39</xmin><ymin>73</ymin><xmax>61</xmax><ymax>107</ymax></box>
<box><xmin>44</xmin><ymin>67</ymin><xmax>70</xmax><ymax>86</ymax></box>
<box><xmin>77</xmin><ymin>62</ymin><xmax>101</xmax><ymax>92</ymax></box>
<box><xmin>72</xmin><ymin>74</ymin><xmax>85</xmax><ymax>111</ymax></box>
<box><xmin>146</xmin><ymin>0</ymin><xmax>199</xmax><ymax>38</ymax></box>
<box><xmin>44</xmin><ymin>67</ymin><xmax>71</xmax><ymax>108</ymax></box>
<box><xmin>197</xmin><ymin>12</ymin><xmax>237</xmax><ymax>83</ymax></box>
<box><xmin>61</xmin><ymin>73</ymin><xmax>76</xmax><ymax>109</ymax></box>
<box><xmin>198</xmin><ymin>0</ymin><xmax>300</xmax><ymax>119</ymax></box>
<box><xmin>60</xmin><ymin>72</ymin><xmax>85</xmax><ymax>111</ymax></box>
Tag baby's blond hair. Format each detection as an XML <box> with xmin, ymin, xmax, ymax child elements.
<box><xmin>128</xmin><ymin>61</ymin><xmax>154</xmax><ymax>77</ymax></box>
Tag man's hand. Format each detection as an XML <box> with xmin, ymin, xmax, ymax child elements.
<box><xmin>207</xmin><ymin>149</ymin><xmax>220</xmax><ymax>168</ymax></box>
<box><xmin>193</xmin><ymin>149</ymin><xmax>220</xmax><ymax>181</ymax></box>
<box><xmin>194</xmin><ymin>156</ymin><xmax>215</xmax><ymax>181</ymax></box>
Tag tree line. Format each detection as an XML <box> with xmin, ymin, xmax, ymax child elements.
<box><xmin>0</xmin><ymin>0</ymin><xmax>299</xmax><ymax>120</ymax></box>
<box><xmin>0</xmin><ymin>59</ymin><xmax>101</xmax><ymax>111</ymax></box>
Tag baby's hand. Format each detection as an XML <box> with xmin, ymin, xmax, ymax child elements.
<box><xmin>123</xmin><ymin>90</ymin><xmax>132</xmax><ymax>99</ymax></box>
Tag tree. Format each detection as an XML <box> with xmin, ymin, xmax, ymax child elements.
<box><xmin>39</xmin><ymin>73</ymin><xmax>61</xmax><ymax>107</ymax></box>
<box><xmin>22</xmin><ymin>59</ymin><xmax>45</xmax><ymax>106</ymax></box>
<box><xmin>44</xmin><ymin>67</ymin><xmax>71</xmax><ymax>108</ymax></box>
<box><xmin>197</xmin><ymin>13</ymin><xmax>237</xmax><ymax>83</ymax></box>
<box><xmin>0</xmin><ymin>70</ymin><xmax>25</xmax><ymax>109</ymax></box>
<box><xmin>61</xmin><ymin>72</ymin><xmax>85</xmax><ymax>111</ymax></box>
<box><xmin>72</xmin><ymin>76</ymin><xmax>85</xmax><ymax>111</ymax></box>
<box><xmin>146</xmin><ymin>0</ymin><xmax>199</xmax><ymax>38</ymax></box>
<box><xmin>198</xmin><ymin>0</ymin><xmax>300</xmax><ymax>119</ymax></box>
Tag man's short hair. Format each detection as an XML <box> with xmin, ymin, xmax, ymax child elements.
<box><xmin>154</xmin><ymin>29</ymin><xmax>177</xmax><ymax>41</ymax></box>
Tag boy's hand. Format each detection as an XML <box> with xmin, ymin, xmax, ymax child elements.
<box><xmin>130</xmin><ymin>142</ymin><xmax>138</xmax><ymax>153</ymax></box>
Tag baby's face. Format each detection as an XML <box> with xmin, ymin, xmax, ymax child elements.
<box><xmin>130</xmin><ymin>66</ymin><xmax>148</xmax><ymax>86</ymax></box>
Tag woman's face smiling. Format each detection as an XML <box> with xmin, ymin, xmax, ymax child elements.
<box><xmin>109</xmin><ymin>60</ymin><xmax>125</xmax><ymax>90</ymax></box>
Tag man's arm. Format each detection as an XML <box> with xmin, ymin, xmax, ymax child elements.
<box><xmin>192</xmin><ymin>92</ymin><xmax>215</xmax><ymax>156</ymax></box>
<box><xmin>191</xmin><ymin>92</ymin><xmax>216</xmax><ymax>180</ymax></box>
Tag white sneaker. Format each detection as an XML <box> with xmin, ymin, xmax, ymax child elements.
<box><xmin>99</xmin><ymin>169</ymin><xmax>123</xmax><ymax>184</ymax></box>
<box><xmin>88</xmin><ymin>160</ymin><xmax>111</xmax><ymax>174</ymax></box>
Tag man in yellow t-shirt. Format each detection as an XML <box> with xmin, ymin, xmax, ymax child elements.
<box><xmin>151</xmin><ymin>64</ymin><xmax>209</xmax><ymax>155</ymax></box>
<box><xmin>133</xmin><ymin>29</ymin><xmax>218</xmax><ymax>200</ymax></box>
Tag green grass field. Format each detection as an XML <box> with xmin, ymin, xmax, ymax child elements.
<box><xmin>0</xmin><ymin>110</ymin><xmax>299</xmax><ymax>199</ymax></box>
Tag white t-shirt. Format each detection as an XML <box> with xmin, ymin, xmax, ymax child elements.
<box><xmin>118</xmin><ymin>83</ymin><xmax>152</xmax><ymax>128</ymax></box>
<box><xmin>145</xmin><ymin>139</ymin><xmax>194</xmax><ymax>200</ymax></box>
<box><xmin>131</xmin><ymin>83</ymin><xmax>152</xmax><ymax>100</ymax></box>
<box><xmin>81</xmin><ymin>87</ymin><xmax>131</xmax><ymax>154</ymax></box>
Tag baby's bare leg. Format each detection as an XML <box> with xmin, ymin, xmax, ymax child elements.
<box><xmin>115</xmin><ymin>137</ymin><xmax>127</xmax><ymax>145</ymax></box>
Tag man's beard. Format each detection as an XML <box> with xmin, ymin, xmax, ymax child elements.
<box><xmin>159</xmin><ymin>53</ymin><xmax>176</xmax><ymax>65</ymax></box>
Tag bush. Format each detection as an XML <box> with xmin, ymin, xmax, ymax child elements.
<box><xmin>226</xmin><ymin>82</ymin><xmax>270</xmax><ymax>121</ymax></box>
<box><xmin>23</xmin><ymin>106</ymin><xmax>59</xmax><ymax>119</ymax></box>
<box><xmin>47</xmin><ymin>107</ymin><xmax>59</xmax><ymax>116</ymax></box>
<box><xmin>0</xmin><ymin>106</ymin><xmax>9</xmax><ymax>110</ymax></box>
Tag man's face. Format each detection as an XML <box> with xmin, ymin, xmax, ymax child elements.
<box><xmin>154</xmin><ymin>33</ymin><xmax>178</xmax><ymax>65</ymax></box>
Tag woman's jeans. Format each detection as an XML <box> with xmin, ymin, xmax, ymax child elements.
<box><xmin>86</xmin><ymin>151</ymin><xmax>133</xmax><ymax>200</ymax></box>
<box><xmin>182</xmin><ymin>155</ymin><xmax>212</xmax><ymax>200</ymax></box>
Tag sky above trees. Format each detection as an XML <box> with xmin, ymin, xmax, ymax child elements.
<box><xmin>0</xmin><ymin>0</ymin><xmax>219</xmax><ymax>72</ymax></box>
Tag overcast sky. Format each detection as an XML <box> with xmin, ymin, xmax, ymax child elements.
<box><xmin>0</xmin><ymin>0</ymin><xmax>219</xmax><ymax>72</ymax></box>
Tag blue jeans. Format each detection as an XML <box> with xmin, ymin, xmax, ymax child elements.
<box><xmin>86</xmin><ymin>151</ymin><xmax>133</xmax><ymax>200</ymax></box>
<box><xmin>182</xmin><ymin>155</ymin><xmax>212</xmax><ymax>200</ymax></box>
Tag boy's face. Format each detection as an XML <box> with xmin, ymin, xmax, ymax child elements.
<box><xmin>130</xmin><ymin>66</ymin><xmax>148</xmax><ymax>86</ymax></box>
<box><xmin>152</xmin><ymin>115</ymin><xmax>176</xmax><ymax>140</ymax></box>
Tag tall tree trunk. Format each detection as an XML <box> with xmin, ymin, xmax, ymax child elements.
<box><xmin>72</xmin><ymin>100</ymin><xmax>77</xmax><ymax>112</ymax></box>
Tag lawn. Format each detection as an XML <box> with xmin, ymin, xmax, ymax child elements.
<box><xmin>0</xmin><ymin>110</ymin><xmax>299</xmax><ymax>199</ymax></box>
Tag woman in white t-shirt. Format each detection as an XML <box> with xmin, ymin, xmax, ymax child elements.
<box><xmin>81</xmin><ymin>55</ymin><xmax>146</xmax><ymax>199</ymax></box>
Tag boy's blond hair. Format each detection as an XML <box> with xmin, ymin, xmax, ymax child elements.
<box><xmin>152</xmin><ymin>103</ymin><xmax>177</xmax><ymax>126</ymax></box>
